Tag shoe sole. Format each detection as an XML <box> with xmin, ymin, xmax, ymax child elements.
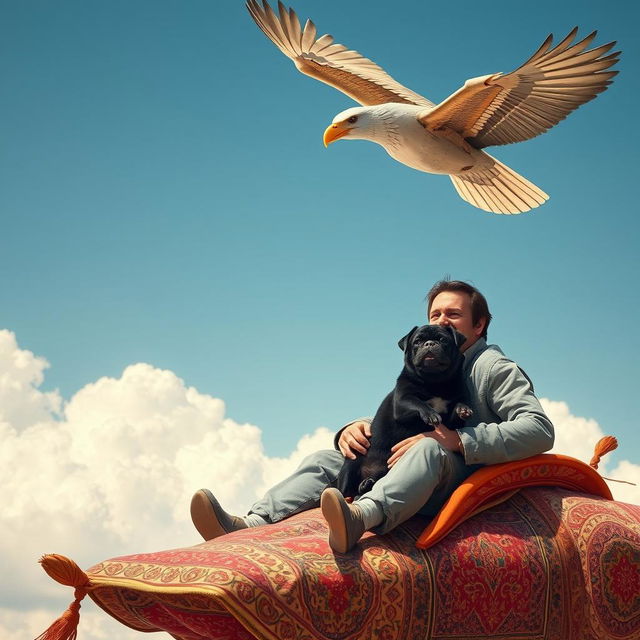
<box><xmin>321</xmin><ymin>488</ymin><xmax>351</xmax><ymax>553</ymax></box>
<box><xmin>190</xmin><ymin>489</ymin><xmax>227</xmax><ymax>541</ymax></box>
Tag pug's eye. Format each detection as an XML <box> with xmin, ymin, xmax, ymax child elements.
<box><xmin>347</xmin><ymin>115</ymin><xmax>358</xmax><ymax>124</ymax></box>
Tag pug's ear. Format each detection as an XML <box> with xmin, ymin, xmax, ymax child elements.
<box><xmin>449</xmin><ymin>326</ymin><xmax>467</xmax><ymax>348</ymax></box>
<box><xmin>398</xmin><ymin>326</ymin><xmax>419</xmax><ymax>352</ymax></box>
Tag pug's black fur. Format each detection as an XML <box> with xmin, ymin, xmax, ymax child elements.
<box><xmin>336</xmin><ymin>324</ymin><xmax>473</xmax><ymax>498</ymax></box>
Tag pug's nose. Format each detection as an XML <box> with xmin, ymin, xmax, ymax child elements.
<box><xmin>425</xmin><ymin>340</ymin><xmax>438</xmax><ymax>349</ymax></box>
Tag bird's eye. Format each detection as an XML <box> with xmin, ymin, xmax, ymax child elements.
<box><xmin>347</xmin><ymin>115</ymin><xmax>358</xmax><ymax>124</ymax></box>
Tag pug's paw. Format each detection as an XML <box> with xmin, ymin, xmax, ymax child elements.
<box><xmin>422</xmin><ymin>410</ymin><xmax>442</xmax><ymax>427</ymax></box>
<box><xmin>455</xmin><ymin>403</ymin><xmax>473</xmax><ymax>420</ymax></box>
<box><xmin>358</xmin><ymin>478</ymin><xmax>376</xmax><ymax>495</ymax></box>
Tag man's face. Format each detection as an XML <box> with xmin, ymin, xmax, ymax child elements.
<box><xmin>428</xmin><ymin>291</ymin><xmax>486</xmax><ymax>352</ymax></box>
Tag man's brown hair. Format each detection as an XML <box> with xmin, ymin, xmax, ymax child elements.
<box><xmin>426</xmin><ymin>279</ymin><xmax>492</xmax><ymax>339</ymax></box>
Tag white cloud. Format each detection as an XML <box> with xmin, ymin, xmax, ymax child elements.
<box><xmin>606</xmin><ymin>460</ymin><xmax>640</xmax><ymax>505</ymax></box>
<box><xmin>0</xmin><ymin>330</ymin><xmax>61</xmax><ymax>430</ymax></box>
<box><xmin>0</xmin><ymin>330</ymin><xmax>332</xmax><ymax>639</ymax></box>
<box><xmin>542</xmin><ymin>398</ymin><xmax>604</xmax><ymax>462</ymax></box>
<box><xmin>0</xmin><ymin>331</ymin><xmax>637</xmax><ymax>640</ymax></box>
<box><xmin>0</xmin><ymin>606</ymin><xmax>143</xmax><ymax>640</ymax></box>
<box><xmin>542</xmin><ymin>397</ymin><xmax>640</xmax><ymax>504</ymax></box>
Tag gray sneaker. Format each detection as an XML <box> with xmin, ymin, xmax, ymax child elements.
<box><xmin>190</xmin><ymin>489</ymin><xmax>248</xmax><ymax>541</ymax></box>
<box><xmin>321</xmin><ymin>487</ymin><xmax>366</xmax><ymax>553</ymax></box>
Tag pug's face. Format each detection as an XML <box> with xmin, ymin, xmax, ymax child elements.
<box><xmin>399</xmin><ymin>325</ymin><xmax>467</xmax><ymax>379</ymax></box>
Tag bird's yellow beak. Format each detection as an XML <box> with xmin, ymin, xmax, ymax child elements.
<box><xmin>323</xmin><ymin>122</ymin><xmax>352</xmax><ymax>147</ymax></box>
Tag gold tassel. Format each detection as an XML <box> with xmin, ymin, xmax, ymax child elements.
<box><xmin>589</xmin><ymin>435</ymin><xmax>618</xmax><ymax>469</ymax></box>
<box><xmin>34</xmin><ymin>555</ymin><xmax>92</xmax><ymax>640</ymax></box>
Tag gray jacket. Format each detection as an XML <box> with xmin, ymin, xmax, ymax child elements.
<box><xmin>458</xmin><ymin>338</ymin><xmax>554</xmax><ymax>465</ymax></box>
<box><xmin>336</xmin><ymin>338</ymin><xmax>554</xmax><ymax>466</ymax></box>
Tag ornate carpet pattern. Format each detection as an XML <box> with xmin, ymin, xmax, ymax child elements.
<box><xmin>86</xmin><ymin>488</ymin><xmax>640</xmax><ymax>640</ymax></box>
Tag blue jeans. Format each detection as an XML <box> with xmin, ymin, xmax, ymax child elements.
<box><xmin>249</xmin><ymin>440</ymin><xmax>479</xmax><ymax>533</ymax></box>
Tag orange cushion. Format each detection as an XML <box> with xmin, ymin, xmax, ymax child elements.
<box><xmin>416</xmin><ymin>453</ymin><xmax>613</xmax><ymax>549</ymax></box>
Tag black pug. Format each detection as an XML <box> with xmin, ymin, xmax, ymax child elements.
<box><xmin>336</xmin><ymin>324</ymin><xmax>473</xmax><ymax>498</ymax></box>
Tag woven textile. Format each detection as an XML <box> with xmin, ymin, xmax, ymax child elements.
<box><xmin>417</xmin><ymin>453</ymin><xmax>613</xmax><ymax>548</ymax></box>
<box><xmin>86</xmin><ymin>488</ymin><xmax>640</xmax><ymax>640</ymax></box>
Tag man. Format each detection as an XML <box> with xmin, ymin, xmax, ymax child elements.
<box><xmin>190</xmin><ymin>280</ymin><xmax>554</xmax><ymax>552</ymax></box>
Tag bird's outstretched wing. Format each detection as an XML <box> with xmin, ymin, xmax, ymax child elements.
<box><xmin>246</xmin><ymin>0</ymin><xmax>434</xmax><ymax>107</ymax></box>
<box><xmin>418</xmin><ymin>28</ymin><xmax>620</xmax><ymax>148</ymax></box>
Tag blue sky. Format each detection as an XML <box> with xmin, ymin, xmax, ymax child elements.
<box><xmin>2</xmin><ymin>0</ymin><xmax>638</xmax><ymax>462</ymax></box>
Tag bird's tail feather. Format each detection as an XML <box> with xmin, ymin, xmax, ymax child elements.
<box><xmin>450</xmin><ymin>156</ymin><xmax>549</xmax><ymax>214</ymax></box>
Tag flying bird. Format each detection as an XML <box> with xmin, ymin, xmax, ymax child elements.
<box><xmin>246</xmin><ymin>1</ymin><xmax>620</xmax><ymax>214</ymax></box>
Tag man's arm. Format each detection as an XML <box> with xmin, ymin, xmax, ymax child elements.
<box><xmin>459</xmin><ymin>358</ymin><xmax>554</xmax><ymax>465</ymax></box>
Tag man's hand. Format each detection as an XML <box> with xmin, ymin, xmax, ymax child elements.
<box><xmin>338</xmin><ymin>420</ymin><xmax>372</xmax><ymax>459</ymax></box>
<box><xmin>387</xmin><ymin>425</ymin><xmax>463</xmax><ymax>468</ymax></box>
